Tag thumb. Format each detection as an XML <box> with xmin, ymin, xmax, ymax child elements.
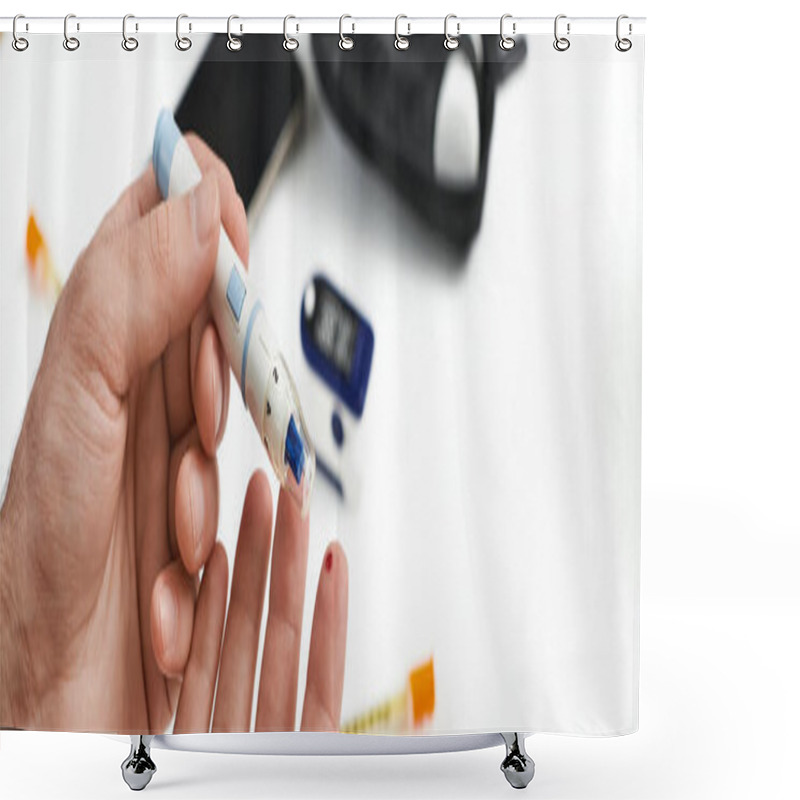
<box><xmin>80</xmin><ymin>173</ymin><xmax>220</xmax><ymax>397</ymax></box>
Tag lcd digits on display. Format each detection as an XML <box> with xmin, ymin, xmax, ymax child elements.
<box><xmin>313</xmin><ymin>284</ymin><xmax>358</xmax><ymax>380</ymax></box>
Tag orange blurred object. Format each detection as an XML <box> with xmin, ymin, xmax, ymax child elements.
<box><xmin>342</xmin><ymin>657</ymin><xmax>435</xmax><ymax>734</ymax></box>
<box><xmin>26</xmin><ymin>212</ymin><xmax>62</xmax><ymax>297</ymax></box>
<box><xmin>409</xmin><ymin>657</ymin><xmax>436</xmax><ymax>727</ymax></box>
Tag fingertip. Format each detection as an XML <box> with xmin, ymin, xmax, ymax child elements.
<box><xmin>324</xmin><ymin>541</ymin><xmax>348</xmax><ymax>581</ymax></box>
<box><xmin>175</xmin><ymin>446</ymin><xmax>220</xmax><ymax>575</ymax></box>
<box><xmin>276</xmin><ymin>483</ymin><xmax>309</xmax><ymax>541</ymax></box>
<box><xmin>209</xmin><ymin>540</ymin><xmax>229</xmax><ymax>579</ymax></box>
<box><xmin>151</xmin><ymin>573</ymin><xmax>173</xmax><ymax>668</ymax></box>
<box><xmin>215</xmin><ymin>328</ymin><xmax>230</xmax><ymax>448</ymax></box>
<box><xmin>322</xmin><ymin>541</ymin><xmax>349</xmax><ymax>617</ymax></box>
<box><xmin>194</xmin><ymin>324</ymin><xmax>226</xmax><ymax>457</ymax></box>
<box><xmin>243</xmin><ymin>469</ymin><xmax>274</xmax><ymax>530</ymax></box>
<box><xmin>183</xmin><ymin>133</ymin><xmax>248</xmax><ymax>267</ymax></box>
<box><xmin>151</xmin><ymin>564</ymin><xmax>195</xmax><ymax>679</ymax></box>
<box><xmin>190</xmin><ymin>175</ymin><xmax>220</xmax><ymax>249</ymax></box>
<box><xmin>320</xmin><ymin>542</ymin><xmax>349</xmax><ymax>658</ymax></box>
<box><xmin>204</xmin><ymin>541</ymin><xmax>230</xmax><ymax>602</ymax></box>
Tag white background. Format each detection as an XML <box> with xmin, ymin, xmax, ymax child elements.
<box><xmin>1</xmin><ymin>1</ymin><xmax>798</xmax><ymax>799</ymax></box>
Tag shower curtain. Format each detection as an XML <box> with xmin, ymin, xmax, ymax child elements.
<box><xmin>0</xmin><ymin>21</ymin><xmax>643</xmax><ymax>740</ymax></box>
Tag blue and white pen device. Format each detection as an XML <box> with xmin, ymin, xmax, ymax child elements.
<box><xmin>153</xmin><ymin>109</ymin><xmax>315</xmax><ymax>516</ymax></box>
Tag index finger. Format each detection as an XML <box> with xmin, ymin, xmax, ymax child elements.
<box><xmin>185</xmin><ymin>133</ymin><xmax>249</xmax><ymax>267</ymax></box>
<box><xmin>98</xmin><ymin>129</ymin><xmax>249</xmax><ymax>270</ymax></box>
<box><xmin>300</xmin><ymin>543</ymin><xmax>349</xmax><ymax>732</ymax></box>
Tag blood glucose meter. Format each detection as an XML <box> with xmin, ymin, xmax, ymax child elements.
<box><xmin>300</xmin><ymin>274</ymin><xmax>374</xmax><ymax>500</ymax></box>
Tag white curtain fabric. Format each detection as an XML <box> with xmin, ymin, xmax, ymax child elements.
<box><xmin>0</xmin><ymin>31</ymin><xmax>643</xmax><ymax>736</ymax></box>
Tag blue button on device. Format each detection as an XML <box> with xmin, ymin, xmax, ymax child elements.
<box><xmin>285</xmin><ymin>415</ymin><xmax>306</xmax><ymax>484</ymax></box>
<box><xmin>226</xmin><ymin>267</ymin><xmax>246</xmax><ymax>322</ymax></box>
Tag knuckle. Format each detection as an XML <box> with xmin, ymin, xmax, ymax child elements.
<box><xmin>148</xmin><ymin>206</ymin><xmax>174</xmax><ymax>284</ymax></box>
<box><xmin>57</xmin><ymin>246</ymin><xmax>127</xmax><ymax>403</ymax></box>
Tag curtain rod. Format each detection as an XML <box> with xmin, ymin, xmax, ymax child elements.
<box><xmin>0</xmin><ymin>16</ymin><xmax>646</xmax><ymax>37</ymax></box>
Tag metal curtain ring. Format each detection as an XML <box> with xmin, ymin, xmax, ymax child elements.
<box><xmin>283</xmin><ymin>15</ymin><xmax>299</xmax><ymax>51</ymax></box>
<box><xmin>176</xmin><ymin>14</ymin><xmax>191</xmax><ymax>51</ymax></box>
<box><xmin>553</xmin><ymin>14</ymin><xmax>570</xmax><ymax>51</ymax></box>
<box><xmin>12</xmin><ymin>14</ymin><xmax>29</xmax><ymax>52</ymax></box>
<box><xmin>615</xmin><ymin>14</ymin><xmax>632</xmax><ymax>51</ymax></box>
<box><xmin>63</xmin><ymin>13</ymin><xmax>80</xmax><ymax>51</ymax></box>
<box><xmin>339</xmin><ymin>14</ymin><xmax>354</xmax><ymax>51</ymax></box>
<box><xmin>444</xmin><ymin>14</ymin><xmax>460</xmax><ymax>51</ymax></box>
<box><xmin>394</xmin><ymin>14</ymin><xmax>410</xmax><ymax>50</ymax></box>
<box><xmin>499</xmin><ymin>13</ymin><xmax>515</xmax><ymax>51</ymax></box>
<box><xmin>122</xmin><ymin>14</ymin><xmax>138</xmax><ymax>51</ymax></box>
<box><xmin>227</xmin><ymin>15</ymin><xmax>242</xmax><ymax>51</ymax></box>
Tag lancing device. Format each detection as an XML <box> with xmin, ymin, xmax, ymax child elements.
<box><xmin>153</xmin><ymin>109</ymin><xmax>315</xmax><ymax>516</ymax></box>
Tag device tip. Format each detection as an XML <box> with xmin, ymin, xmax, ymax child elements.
<box><xmin>283</xmin><ymin>412</ymin><xmax>315</xmax><ymax>518</ymax></box>
<box><xmin>152</xmin><ymin>108</ymin><xmax>181</xmax><ymax>200</ymax></box>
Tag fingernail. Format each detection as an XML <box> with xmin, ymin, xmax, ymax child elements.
<box><xmin>189</xmin><ymin>467</ymin><xmax>205</xmax><ymax>565</ymax></box>
<box><xmin>325</xmin><ymin>549</ymin><xmax>334</xmax><ymax>573</ymax></box>
<box><xmin>213</xmin><ymin>348</ymin><xmax>223</xmax><ymax>441</ymax></box>
<box><xmin>191</xmin><ymin>178</ymin><xmax>217</xmax><ymax>245</ymax></box>
<box><xmin>158</xmin><ymin>582</ymin><xmax>177</xmax><ymax>657</ymax></box>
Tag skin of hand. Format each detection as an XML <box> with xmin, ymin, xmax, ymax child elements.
<box><xmin>0</xmin><ymin>135</ymin><xmax>348</xmax><ymax>733</ymax></box>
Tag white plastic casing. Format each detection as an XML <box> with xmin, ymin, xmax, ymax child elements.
<box><xmin>154</xmin><ymin>111</ymin><xmax>314</xmax><ymax>516</ymax></box>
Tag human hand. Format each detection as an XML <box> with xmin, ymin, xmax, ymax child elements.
<box><xmin>171</xmin><ymin>472</ymin><xmax>348</xmax><ymax>734</ymax></box>
<box><xmin>0</xmin><ymin>135</ymin><xmax>347</xmax><ymax>734</ymax></box>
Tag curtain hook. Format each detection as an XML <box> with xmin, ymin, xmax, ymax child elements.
<box><xmin>63</xmin><ymin>13</ymin><xmax>80</xmax><ymax>51</ymax></box>
<box><xmin>283</xmin><ymin>15</ymin><xmax>299</xmax><ymax>51</ymax></box>
<box><xmin>553</xmin><ymin>14</ymin><xmax>570</xmax><ymax>51</ymax></box>
<box><xmin>444</xmin><ymin>13</ymin><xmax>460</xmax><ymax>51</ymax></box>
<box><xmin>12</xmin><ymin>14</ymin><xmax>29</xmax><ymax>52</ymax></box>
<box><xmin>227</xmin><ymin>15</ymin><xmax>242</xmax><ymax>51</ymax></box>
<box><xmin>339</xmin><ymin>14</ymin><xmax>355</xmax><ymax>51</ymax></box>
<box><xmin>176</xmin><ymin>14</ymin><xmax>192</xmax><ymax>51</ymax></box>
<box><xmin>615</xmin><ymin>14</ymin><xmax>632</xmax><ymax>52</ymax></box>
<box><xmin>394</xmin><ymin>14</ymin><xmax>410</xmax><ymax>51</ymax></box>
<box><xmin>499</xmin><ymin>14</ymin><xmax>516</xmax><ymax>51</ymax></box>
<box><xmin>122</xmin><ymin>14</ymin><xmax>139</xmax><ymax>51</ymax></box>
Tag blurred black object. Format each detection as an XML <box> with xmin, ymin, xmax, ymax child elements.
<box><xmin>312</xmin><ymin>35</ymin><xmax>527</xmax><ymax>254</ymax></box>
<box><xmin>176</xmin><ymin>35</ymin><xmax>304</xmax><ymax>212</ymax></box>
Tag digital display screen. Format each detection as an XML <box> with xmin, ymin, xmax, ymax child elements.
<box><xmin>302</xmin><ymin>274</ymin><xmax>374</xmax><ymax>419</ymax></box>
<box><xmin>312</xmin><ymin>283</ymin><xmax>357</xmax><ymax>379</ymax></box>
